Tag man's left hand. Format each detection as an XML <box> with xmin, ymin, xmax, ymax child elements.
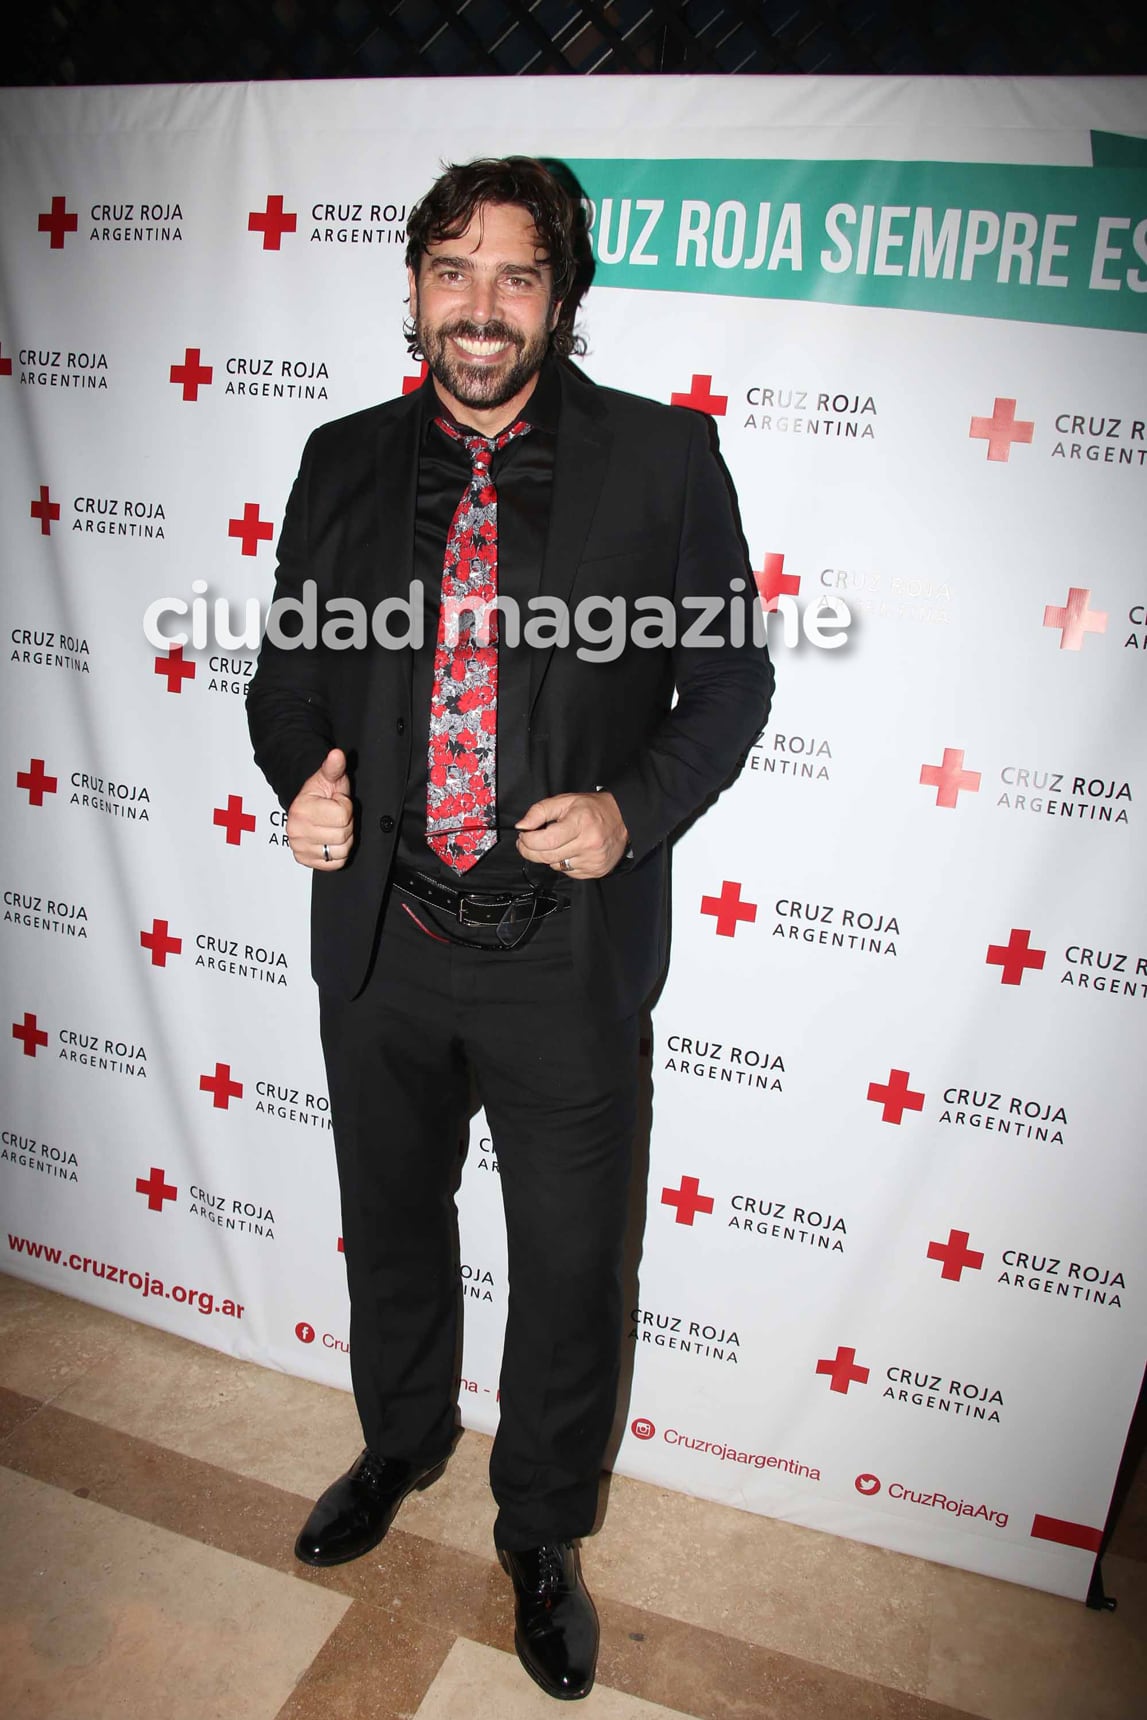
<box><xmin>516</xmin><ymin>792</ymin><xmax>629</xmax><ymax>879</ymax></box>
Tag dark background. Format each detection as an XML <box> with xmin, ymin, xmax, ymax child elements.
<box><xmin>12</xmin><ymin>0</ymin><xmax>1147</xmax><ymax>83</ymax></box>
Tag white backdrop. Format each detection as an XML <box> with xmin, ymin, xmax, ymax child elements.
<box><xmin>2</xmin><ymin>76</ymin><xmax>1145</xmax><ymax>1601</ymax></box>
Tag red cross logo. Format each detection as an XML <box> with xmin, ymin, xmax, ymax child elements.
<box><xmin>969</xmin><ymin>397</ymin><xmax>1034</xmax><ymax>462</ymax></box>
<box><xmin>228</xmin><ymin>502</ymin><xmax>275</xmax><ymax>557</ymax></box>
<box><xmin>867</xmin><ymin>1068</ymin><xmax>925</xmax><ymax>1124</ymax></box>
<box><xmin>200</xmin><ymin>1062</ymin><xmax>243</xmax><ymax>1108</ymax></box>
<box><xmin>0</xmin><ymin>343</ymin><xmax>12</xmax><ymax>377</ymax></box>
<box><xmin>700</xmin><ymin>880</ymin><xmax>757</xmax><ymax>938</ymax></box>
<box><xmin>169</xmin><ymin>347</ymin><xmax>214</xmax><ymax>401</ymax></box>
<box><xmin>140</xmin><ymin>919</ymin><xmax>183</xmax><ymax>967</ymax></box>
<box><xmin>927</xmin><ymin>1227</ymin><xmax>984</xmax><ymax>1282</ymax></box>
<box><xmin>249</xmin><ymin>195</ymin><xmax>298</xmax><ymax>250</ymax></box>
<box><xmin>136</xmin><ymin>1166</ymin><xmax>177</xmax><ymax>1211</ymax></box>
<box><xmin>17</xmin><ymin>758</ymin><xmax>58</xmax><ymax>806</ymax></box>
<box><xmin>816</xmin><ymin>1345</ymin><xmax>870</xmax><ymax>1394</ymax></box>
<box><xmin>30</xmin><ymin>486</ymin><xmax>60</xmax><ymax>535</ymax></box>
<box><xmin>753</xmin><ymin>551</ymin><xmax>800</xmax><ymax>613</ymax></box>
<box><xmin>403</xmin><ymin>360</ymin><xmax>429</xmax><ymax>396</ymax></box>
<box><xmin>986</xmin><ymin>928</ymin><xmax>1046</xmax><ymax>986</ymax></box>
<box><xmin>920</xmin><ymin>748</ymin><xmax>981</xmax><ymax>808</ymax></box>
<box><xmin>670</xmin><ymin>373</ymin><xmax>728</xmax><ymax>416</ymax></box>
<box><xmin>38</xmin><ymin>195</ymin><xmax>78</xmax><ymax>249</ymax></box>
<box><xmin>155</xmin><ymin>646</ymin><xmax>196</xmax><ymax>693</ymax></box>
<box><xmin>1043</xmin><ymin>588</ymin><xmax>1107</xmax><ymax>652</ymax></box>
<box><xmin>12</xmin><ymin>1012</ymin><xmax>49</xmax><ymax>1057</ymax></box>
<box><xmin>213</xmin><ymin>794</ymin><xmax>256</xmax><ymax>845</ymax></box>
<box><xmin>661</xmin><ymin>1175</ymin><xmax>715</xmax><ymax>1226</ymax></box>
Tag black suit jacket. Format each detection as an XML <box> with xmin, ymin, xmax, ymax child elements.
<box><xmin>247</xmin><ymin>361</ymin><xmax>774</xmax><ymax>1017</ymax></box>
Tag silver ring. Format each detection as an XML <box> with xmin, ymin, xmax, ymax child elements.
<box><xmin>322</xmin><ymin>844</ymin><xmax>331</xmax><ymax>863</ymax></box>
<box><xmin>562</xmin><ymin>857</ymin><xmax>573</xmax><ymax>872</ymax></box>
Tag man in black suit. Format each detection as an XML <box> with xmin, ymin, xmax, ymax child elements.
<box><xmin>248</xmin><ymin>156</ymin><xmax>772</xmax><ymax>1701</ymax></box>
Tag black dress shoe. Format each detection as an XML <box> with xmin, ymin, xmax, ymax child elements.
<box><xmin>499</xmin><ymin>1541</ymin><xmax>599</xmax><ymax>1701</ymax></box>
<box><xmin>294</xmin><ymin>1449</ymin><xmax>445</xmax><ymax>1567</ymax></box>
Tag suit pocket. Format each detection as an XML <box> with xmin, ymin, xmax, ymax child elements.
<box><xmin>581</xmin><ymin>529</ymin><xmax>672</xmax><ymax>561</ymax></box>
<box><xmin>577</xmin><ymin>532</ymin><xmax>675</xmax><ymax>598</ymax></box>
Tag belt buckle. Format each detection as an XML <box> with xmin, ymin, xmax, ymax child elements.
<box><xmin>461</xmin><ymin>889</ymin><xmax>534</xmax><ymax>929</ymax></box>
<box><xmin>459</xmin><ymin>890</ymin><xmax>511</xmax><ymax>928</ymax></box>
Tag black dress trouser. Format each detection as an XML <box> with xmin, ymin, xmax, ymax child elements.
<box><xmin>318</xmin><ymin>886</ymin><xmax>638</xmax><ymax>1550</ymax></box>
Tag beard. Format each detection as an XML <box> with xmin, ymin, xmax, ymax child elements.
<box><xmin>417</xmin><ymin>315</ymin><xmax>551</xmax><ymax>411</ymax></box>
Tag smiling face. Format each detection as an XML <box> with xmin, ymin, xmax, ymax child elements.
<box><xmin>408</xmin><ymin>201</ymin><xmax>561</xmax><ymax>434</ymax></box>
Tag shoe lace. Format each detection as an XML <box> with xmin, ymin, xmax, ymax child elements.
<box><xmin>536</xmin><ymin>1542</ymin><xmax>568</xmax><ymax>1592</ymax></box>
<box><xmin>359</xmin><ymin>1450</ymin><xmax>395</xmax><ymax>1494</ymax></box>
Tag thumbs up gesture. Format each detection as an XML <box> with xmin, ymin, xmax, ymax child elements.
<box><xmin>285</xmin><ymin>748</ymin><xmax>355</xmax><ymax>869</ymax></box>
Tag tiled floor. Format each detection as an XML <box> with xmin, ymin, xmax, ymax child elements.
<box><xmin>0</xmin><ymin>1271</ymin><xmax>1142</xmax><ymax>1719</ymax></box>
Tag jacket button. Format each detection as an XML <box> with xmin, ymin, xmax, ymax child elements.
<box><xmin>379</xmin><ymin>815</ymin><xmax>395</xmax><ymax>833</ymax></box>
<box><xmin>396</xmin><ymin>717</ymin><xmax>406</xmax><ymax>735</ymax></box>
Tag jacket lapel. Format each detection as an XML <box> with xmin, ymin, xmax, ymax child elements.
<box><xmin>360</xmin><ymin>386</ymin><xmax>423</xmax><ymax>729</ymax></box>
<box><xmin>374</xmin><ymin>385</ymin><xmax>422</xmax><ymax>599</ymax></box>
<box><xmin>529</xmin><ymin>363</ymin><xmax>612</xmax><ymax>714</ymax></box>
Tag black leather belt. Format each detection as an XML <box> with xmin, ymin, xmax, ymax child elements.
<box><xmin>391</xmin><ymin>862</ymin><xmax>570</xmax><ymax>928</ymax></box>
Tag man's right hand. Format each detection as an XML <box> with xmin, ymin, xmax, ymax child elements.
<box><xmin>285</xmin><ymin>748</ymin><xmax>355</xmax><ymax>870</ymax></box>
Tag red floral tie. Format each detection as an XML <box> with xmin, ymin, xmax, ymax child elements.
<box><xmin>427</xmin><ymin>416</ymin><xmax>532</xmax><ymax>873</ymax></box>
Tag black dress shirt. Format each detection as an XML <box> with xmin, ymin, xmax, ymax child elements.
<box><xmin>397</xmin><ymin>357</ymin><xmax>562</xmax><ymax>892</ymax></box>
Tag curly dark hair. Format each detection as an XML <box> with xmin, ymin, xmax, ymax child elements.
<box><xmin>404</xmin><ymin>156</ymin><xmax>591</xmax><ymax>359</ymax></box>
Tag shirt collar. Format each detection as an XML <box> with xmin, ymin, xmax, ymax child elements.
<box><xmin>419</xmin><ymin>352</ymin><xmax>560</xmax><ymax>441</ymax></box>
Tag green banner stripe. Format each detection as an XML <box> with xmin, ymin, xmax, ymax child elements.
<box><xmin>1091</xmin><ymin>130</ymin><xmax>1147</xmax><ymax>169</ymax></box>
<box><xmin>564</xmin><ymin>158</ymin><xmax>1147</xmax><ymax>334</ymax></box>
